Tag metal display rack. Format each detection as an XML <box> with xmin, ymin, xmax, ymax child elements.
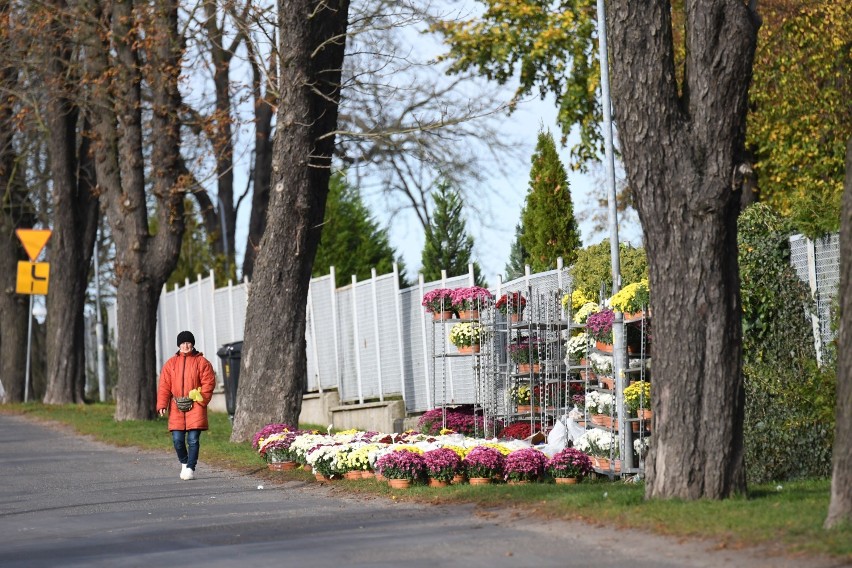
<box><xmin>426</xmin><ymin>272</ymin><xmax>651</xmax><ymax>480</ymax></box>
<box><xmin>573</xmin><ymin>304</ymin><xmax>651</xmax><ymax>478</ymax></box>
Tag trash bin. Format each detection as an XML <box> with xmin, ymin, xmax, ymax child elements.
<box><xmin>216</xmin><ymin>341</ymin><xmax>243</xmax><ymax>419</ymax></box>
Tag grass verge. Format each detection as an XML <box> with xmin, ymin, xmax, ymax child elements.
<box><xmin>2</xmin><ymin>402</ymin><xmax>849</xmax><ymax>560</ymax></box>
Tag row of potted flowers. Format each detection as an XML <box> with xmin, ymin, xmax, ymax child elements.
<box><xmin>253</xmin><ymin>424</ymin><xmax>598</xmax><ymax>485</ymax></box>
<box><xmin>422</xmin><ymin>287</ymin><xmax>527</xmax><ymax>318</ymax></box>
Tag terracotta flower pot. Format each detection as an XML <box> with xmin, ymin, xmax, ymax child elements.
<box><xmin>451</xmin><ymin>474</ymin><xmax>467</xmax><ymax>484</ymax></box>
<box><xmin>360</xmin><ymin>470</ymin><xmax>375</xmax><ymax>479</ymax></box>
<box><xmin>554</xmin><ymin>477</ymin><xmax>579</xmax><ymax>485</ymax></box>
<box><xmin>433</xmin><ymin>311</ymin><xmax>454</xmax><ymax>321</ymax></box>
<box><xmin>344</xmin><ymin>471</ymin><xmax>362</xmax><ymax>480</ymax></box>
<box><xmin>595</xmin><ymin>340</ymin><xmax>614</xmax><ymax>353</ymax></box>
<box><xmin>468</xmin><ymin>477</ymin><xmax>491</xmax><ymax>485</ymax></box>
<box><xmin>517</xmin><ymin>363</ymin><xmax>541</xmax><ymax>374</ymax></box>
<box><xmin>267</xmin><ymin>461</ymin><xmax>297</xmax><ymax>471</ymax></box>
<box><xmin>458</xmin><ymin>310</ymin><xmax>479</xmax><ymax>320</ymax></box>
<box><xmin>388</xmin><ymin>478</ymin><xmax>411</xmax><ymax>489</ymax></box>
<box><xmin>457</xmin><ymin>344</ymin><xmax>480</xmax><ymax>354</ymax></box>
<box><xmin>428</xmin><ymin>478</ymin><xmax>449</xmax><ymax>488</ymax></box>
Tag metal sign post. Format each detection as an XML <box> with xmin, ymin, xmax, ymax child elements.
<box><xmin>15</xmin><ymin>228</ymin><xmax>52</xmax><ymax>403</ymax></box>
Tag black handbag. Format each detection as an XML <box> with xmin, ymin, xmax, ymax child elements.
<box><xmin>174</xmin><ymin>397</ymin><xmax>193</xmax><ymax>412</ymax></box>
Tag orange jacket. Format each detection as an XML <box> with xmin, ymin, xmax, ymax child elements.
<box><xmin>156</xmin><ymin>350</ymin><xmax>216</xmax><ymax>431</ymax></box>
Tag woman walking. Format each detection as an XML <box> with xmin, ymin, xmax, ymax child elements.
<box><xmin>156</xmin><ymin>331</ymin><xmax>216</xmax><ymax>480</ymax></box>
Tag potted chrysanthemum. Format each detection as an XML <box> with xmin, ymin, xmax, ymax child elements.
<box><xmin>252</xmin><ymin>423</ymin><xmax>294</xmax><ymax>452</ymax></box>
<box><xmin>508</xmin><ymin>340</ymin><xmax>541</xmax><ymax>374</ymax></box>
<box><xmin>495</xmin><ymin>291</ymin><xmax>526</xmax><ymax>322</ymax></box>
<box><xmin>258</xmin><ymin>431</ymin><xmax>300</xmax><ymax>470</ymax></box>
<box><xmin>374</xmin><ymin>449</ymin><xmax>426</xmax><ymax>489</ymax></box>
<box><xmin>566</xmin><ymin>332</ymin><xmax>590</xmax><ymax>365</ymax></box>
<box><xmin>421</xmin><ymin>288</ymin><xmax>455</xmax><ymax>320</ymax></box>
<box><xmin>608</xmin><ymin>279</ymin><xmax>650</xmax><ymax>319</ymax></box>
<box><xmin>449</xmin><ymin>322</ymin><xmax>482</xmax><ymax>354</ymax></box>
<box><xmin>306</xmin><ymin>443</ymin><xmax>347</xmax><ymax>480</ymax></box>
<box><xmin>462</xmin><ymin>445</ymin><xmax>505</xmax><ymax>484</ymax></box>
<box><xmin>450</xmin><ymin>286</ymin><xmax>492</xmax><ymax>320</ymax></box>
<box><xmin>585</xmin><ymin>308</ymin><xmax>615</xmax><ymax>352</ymax></box>
<box><xmin>575</xmin><ymin>429</ymin><xmax>620</xmax><ymax>472</ymax></box>
<box><xmin>422</xmin><ymin>447</ymin><xmax>461</xmax><ymax>486</ymax></box>
<box><xmin>503</xmin><ymin>447</ymin><xmax>548</xmax><ymax>483</ymax></box>
<box><xmin>572</xmin><ymin>301</ymin><xmax>600</xmax><ymax>325</ymax></box>
<box><xmin>624</xmin><ymin>380</ymin><xmax>652</xmax><ymax>431</ymax></box>
<box><xmin>547</xmin><ymin>448</ymin><xmax>593</xmax><ymax>484</ymax></box>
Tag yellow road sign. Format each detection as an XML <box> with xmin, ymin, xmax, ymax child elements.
<box><xmin>16</xmin><ymin>261</ymin><xmax>50</xmax><ymax>295</ymax></box>
<box><xmin>15</xmin><ymin>229</ymin><xmax>52</xmax><ymax>261</ymax></box>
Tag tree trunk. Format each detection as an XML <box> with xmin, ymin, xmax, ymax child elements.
<box><xmin>82</xmin><ymin>0</ymin><xmax>185</xmax><ymax>419</ymax></box>
<box><xmin>43</xmin><ymin>0</ymin><xmax>99</xmax><ymax>404</ymax></box>
<box><xmin>606</xmin><ymin>0</ymin><xmax>759</xmax><ymax>499</ymax></box>
<box><xmin>230</xmin><ymin>0</ymin><xmax>350</xmax><ymax>441</ymax></box>
<box><xmin>113</xmin><ymin>281</ymin><xmax>160</xmax><ymax>419</ymax></box>
<box><xmin>825</xmin><ymin>138</ymin><xmax>852</xmax><ymax>528</ymax></box>
<box><xmin>0</xmin><ymin>0</ymin><xmax>31</xmax><ymax>402</ymax></box>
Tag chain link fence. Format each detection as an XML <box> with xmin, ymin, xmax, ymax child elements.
<box><xmin>789</xmin><ymin>233</ymin><xmax>840</xmax><ymax>362</ymax></box>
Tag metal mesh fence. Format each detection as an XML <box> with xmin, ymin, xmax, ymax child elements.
<box><xmin>789</xmin><ymin>233</ymin><xmax>840</xmax><ymax>357</ymax></box>
<box><xmin>99</xmin><ymin>235</ymin><xmax>834</xmax><ymax>417</ymax></box>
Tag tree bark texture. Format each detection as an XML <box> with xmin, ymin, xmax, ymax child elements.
<box><xmin>230</xmin><ymin>0</ymin><xmax>350</xmax><ymax>442</ymax></box>
<box><xmin>82</xmin><ymin>0</ymin><xmax>185</xmax><ymax>419</ymax></box>
<box><xmin>606</xmin><ymin>0</ymin><xmax>759</xmax><ymax>499</ymax></box>
<box><xmin>43</xmin><ymin>0</ymin><xmax>99</xmax><ymax>405</ymax></box>
<box><xmin>825</xmin><ymin>138</ymin><xmax>852</xmax><ymax>528</ymax></box>
<box><xmin>0</xmin><ymin>5</ymin><xmax>32</xmax><ymax>401</ymax></box>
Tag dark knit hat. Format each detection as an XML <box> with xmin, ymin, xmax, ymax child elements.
<box><xmin>177</xmin><ymin>331</ymin><xmax>195</xmax><ymax>347</ymax></box>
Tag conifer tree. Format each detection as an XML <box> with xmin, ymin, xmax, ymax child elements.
<box><xmin>421</xmin><ymin>181</ymin><xmax>486</xmax><ymax>286</ymax></box>
<box><xmin>314</xmin><ymin>173</ymin><xmax>407</xmax><ymax>288</ymax></box>
<box><xmin>520</xmin><ymin>129</ymin><xmax>581</xmax><ymax>271</ymax></box>
<box><xmin>504</xmin><ymin>223</ymin><xmax>528</xmax><ymax>281</ymax></box>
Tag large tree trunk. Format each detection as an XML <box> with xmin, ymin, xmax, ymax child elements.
<box><xmin>230</xmin><ymin>0</ymin><xmax>350</xmax><ymax>441</ymax></box>
<box><xmin>43</xmin><ymin>0</ymin><xmax>99</xmax><ymax>404</ymax></box>
<box><xmin>0</xmin><ymin>7</ymin><xmax>31</xmax><ymax>401</ymax></box>
<box><xmin>82</xmin><ymin>0</ymin><xmax>185</xmax><ymax>419</ymax></box>
<box><xmin>113</xmin><ymin>281</ymin><xmax>161</xmax><ymax>418</ymax></box>
<box><xmin>825</xmin><ymin>138</ymin><xmax>852</xmax><ymax>528</ymax></box>
<box><xmin>606</xmin><ymin>0</ymin><xmax>759</xmax><ymax>499</ymax></box>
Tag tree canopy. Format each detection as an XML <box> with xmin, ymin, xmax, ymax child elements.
<box><xmin>431</xmin><ymin>0</ymin><xmax>600</xmax><ymax>171</ymax></box>
<box><xmin>746</xmin><ymin>1</ymin><xmax>851</xmax><ymax>238</ymax></box>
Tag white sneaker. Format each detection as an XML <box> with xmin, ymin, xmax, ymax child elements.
<box><xmin>180</xmin><ymin>464</ymin><xmax>193</xmax><ymax>480</ymax></box>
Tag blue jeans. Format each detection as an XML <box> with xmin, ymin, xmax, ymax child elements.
<box><xmin>172</xmin><ymin>430</ymin><xmax>201</xmax><ymax>470</ymax></box>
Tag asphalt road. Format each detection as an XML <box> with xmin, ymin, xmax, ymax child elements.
<box><xmin>0</xmin><ymin>414</ymin><xmax>842</xmax><ymax>568</ymax></box>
